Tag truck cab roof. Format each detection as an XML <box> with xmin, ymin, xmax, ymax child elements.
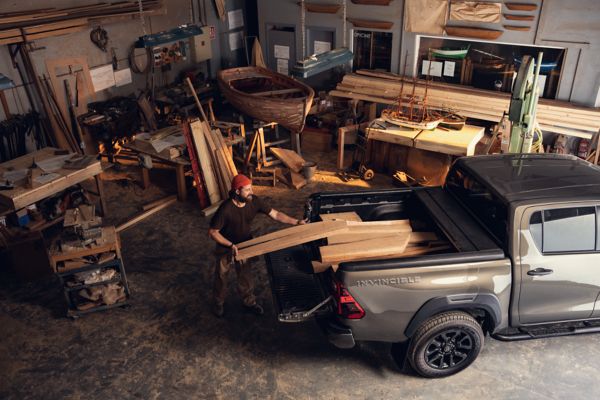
<box><xmin>454</xmin><ymin>154</ymin><xmax>600</xmax><ymax>204</ymax></box>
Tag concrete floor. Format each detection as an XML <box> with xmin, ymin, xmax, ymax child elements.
<box><xmin>2</xmin><ymin>150</ymin><xmax>600</xmax><ymax>399</ymax></box>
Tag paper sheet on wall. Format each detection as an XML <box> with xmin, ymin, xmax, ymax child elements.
<box><xmin>114</xmin><ymin>68</ymin><xmax>132</xmax><ymax>87</ymax></box>
<box><xmin>314</xmin><ymin>40</ymin><xmax>331</xmax><ymax>55</ymax></box>
<box><xmin>422</xmin><ymin>60</ymin><xmax>443</xmax><ymax>77</ymax></box>
<box><xmin>443</xmin><ymin>61</ymin><xmax>456</xmax><ymax>77</ymax></box>
<box><xmin>90</xmin><ymin>64</ymin><xmax>115</xmax><ymax>92</ymax></box>
<box><xmin>228</xmin><ymin>9</ymin><xmax>244</xmax><ymax>30</ymax></box>
<box><xmin>277</xmin><ymin>58</ymin><xmax>289</xmax><ymax>75</ymax></box>
<box><xmin>229</xmin><ymin>31</ymin><xmax>243</xmax><ymax>51</ymax></box>
<box><xmin>274</xmin><ymin>45</ymin><xmax>289</xmax><ymax>59</ymax></box>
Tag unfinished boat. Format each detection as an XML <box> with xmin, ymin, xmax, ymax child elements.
<box><xmin>217</xmin><ymin>66</ymin><xmax>315</xmax><ymax>133</ymax></box>
<box><xmin>444</xmin><ymin>26</ymin><xmax>503</xmax><ymax>40</ymax></box>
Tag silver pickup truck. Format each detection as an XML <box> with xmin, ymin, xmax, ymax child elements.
<box><xmin>265</xmin><ymin>153</ymin><xmax>600</xmax><ymax>378</ymax></box>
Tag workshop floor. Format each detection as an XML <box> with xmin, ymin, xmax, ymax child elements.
<box><xmin>2</xmin><ymin>149</ymin><xmax>600</xmax><ymax>400</ymax></box>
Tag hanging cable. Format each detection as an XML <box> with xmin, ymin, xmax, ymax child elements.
<box><xmin>300</xmin><ymin>0</ymin><xmax>306</xmax><ymax>57</ymax></box>
<box><xmin>342</xmin><ymin>0</ymin><xmax>347</xmax><ymax>48</ymax></box>
<box><xmin>137</xmin><ymin>0</ymin><xmax>147</xmax><ymax>36</ymax></box>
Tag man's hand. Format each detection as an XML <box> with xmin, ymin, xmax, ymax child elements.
<box><xmin>231</xmin><ymin>244</ymin><xmax>239</xmax><ymax>258</ymax></box>
<box><xmin>296</xmin><ymin>218</ymin><xmax>307</xmax><ymax>225</ymax></box>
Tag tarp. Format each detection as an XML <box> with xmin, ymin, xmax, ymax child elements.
<box><xmin>450</xmin><ymin>1</ymin><xmax>502</xmax><ymax>23</ymax></box>
<box><xmin>404</xmin><ymin>0</ymin><xmax>448</xmax><ymax>34</ymax></box>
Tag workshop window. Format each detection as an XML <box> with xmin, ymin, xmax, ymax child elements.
<box><xmin>352</xmin><ymin>30</ymin><xmax>392</xmax><ymax>72</ymax></box>
<box><xmin>530</xmin><ymin>207</ymin><xmax>597</xmax><ymax>253</ymax></box>
<box><xmin>417</xmin><ymin>36</ymin><xmax>566</xmax><ymax>99</ymax></box>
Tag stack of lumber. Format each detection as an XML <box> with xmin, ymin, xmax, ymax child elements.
<box><xmin>189</xmin><ymin>120</ymin><xmax>238</xmax><ymax>206</ymax></box>
<box><xmin>0</xmin><ymin>1</ymin><xmax>164</xmax><ymax>45</ymax></box>
<box><xmin>314</xmin><ymin>212</ymin><xmax>451</xmax><ymax>272</ymax></box>
<box><xmin>330</xmin><ymin>70</ymin><xmax>600</xmax><ymax>139</ymax></box>
<box><xmin>233</xmin><ymin>211</ymin><xmax>451</xmax><ymax>269</ymax></box>
<box><xmin>270</xmin><ymin>147</ymin><xmax>307</xmax><ymax>189</ymax></box>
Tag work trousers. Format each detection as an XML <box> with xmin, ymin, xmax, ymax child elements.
<box><xmin>213</xmin><ymin>248</ymin><xmax>256</xmax><ymax>307</ymax></box>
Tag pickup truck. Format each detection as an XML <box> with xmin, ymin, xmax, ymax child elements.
<box><xmin>265</xmin><ymin>153</ymin><xmax>600</xmax><ymax>378</ymax></box>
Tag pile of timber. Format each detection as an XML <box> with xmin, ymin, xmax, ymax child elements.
<box><xmin>0</xmin><ymin>1</ymin><xmax>164</xmax><ymax>45</ymax></box>
<box><xmin>330</xmin><ymin>70</ymin><xmax>600</xmax><ymax>139</ymax></box>
<box><xmin>188</xmin><ymin>119</ymin><xmax>237</xmax><ymax>211</ymax></box>
<box><xmin>234</xmin><ymin>211</ymin><xmax>450</xmax><ymax>272</ymax></box>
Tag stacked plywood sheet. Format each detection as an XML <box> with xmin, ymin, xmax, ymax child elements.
<box><xmin>330</xmin><ymin>70</ymin><xmax>600</xmax><ymax>139</ymax></box>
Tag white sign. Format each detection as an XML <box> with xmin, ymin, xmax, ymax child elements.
<box><xmin>314</xmin><ymin>40</ymin><xmax>331</xmax><ymax>55</ymax></box>
<box><xmin>422</xmin><ymin>60</ymin><xmax>443</xmax><ymax>77</ymax></box>
<box><xmin>114</xmin><ymin>68</ymin><xmax>132</xmax><ymax>87</ymax></box>
<box><xmin>229</xmin><ymin>31</ymin><xmax>243</xmax><ymax>51</ymax></box>
<box><xmin>90</xmin><ymin>64</ymin><xmax>115</xmax><ymax>92</ymax></box>
<box><xmin>277</xmin><ymin>58</ymin><xmax>288</xmax><ymax>75</ymax></box>
<box><xmin>228</xmin><ymin>9</ymin><xmax>244</xmax><ymax>30</ymax></box>
<box><xmin>443</xmin><ymin>61</ymin><xmax>456</xmax><ymax>77</ymax></box>
<box><xmin>274</xmin><ymin>45</ymin><xmax>289</xmax><ymax>60</ymax></box>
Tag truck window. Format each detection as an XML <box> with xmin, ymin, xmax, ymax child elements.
<box><xmin>446</xmin><ymin>167</ymin><xmax>508</xmax><ymax>245</ymax></box>
<box><xmin>529</xmin><ymin>207</ymin><xmax>597</xmax><ymax>253</ymax></box>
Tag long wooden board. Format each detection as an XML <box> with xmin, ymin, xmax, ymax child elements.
<box><xmin>319</xmin><ymin>211</ymin><xmax>362</xmax><ymax>222</ymax></box>
<box><xmin>320</xmin><ymin>233</ymin><xmax>411</xmax><ymax>264</ymax></box>
<box><xmin>190</xmin><ymin>120</ymin><xmax>220</xmax><ymax>204</ymax></box>
<box><xmin>235</xmin><ymin>220</ymin><xmax>348</xmax><ymax>261</ymax></box>
<box><xmin>237</xmin><ymin>220</ymin><xmax>346</xmax><ymax>249</ymax></box>
<box><xmin>327</xmin><ymin>230</ymin><xmax>435</xmax><ymax>245</ymax></box>
<box><xmin>270</xmin><ymin>147</ymin><xmax>306</xmax><ymax>173</ymax></box>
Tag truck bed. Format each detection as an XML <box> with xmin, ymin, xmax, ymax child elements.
<box><xmin>265</xmin><ymin>187</ymin><xmax>505</xmax><ymax>320</ymax></box>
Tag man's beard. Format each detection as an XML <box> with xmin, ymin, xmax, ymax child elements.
<box><xmin>234</xmin><ymin>192</ymin><xmax>252</xmax><ymax>203</ymax></box>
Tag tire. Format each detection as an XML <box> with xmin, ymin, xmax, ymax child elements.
<box><xmin>407</xmin><ymin>311</ymin><xmax>484</xmax><ymax>378</ymax></box>
<box><xmin>362</xmin><ymin>169</ymin><xmax>374</xmax><ymax>181</ymax></box>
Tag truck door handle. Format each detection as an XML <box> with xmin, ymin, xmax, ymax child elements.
<box><xmin>527</xmin><ymin>267</ymin><xmax>554</xmax><ymax>276</ymax></box>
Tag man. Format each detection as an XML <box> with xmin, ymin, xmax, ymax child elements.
<box><xmin>208</xmin><ymin>174</ymin><xmax>306</xmax><ymax>318</ymax></box>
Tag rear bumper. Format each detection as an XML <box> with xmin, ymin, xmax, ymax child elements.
<box><xmin>317</xmin><ymin>316</ymin><xmax>356</xmax><ymax>349</ymax></box>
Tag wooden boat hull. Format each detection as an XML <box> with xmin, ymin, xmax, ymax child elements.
<box><xmin>347</xmin><ymin>18</ymin><xmax>393</xmax><ymax>30</ymax></box>
<box><xmin>503</xmin><ymin>13</ymin><xmax>534</xmax><ymax>21</ymax></box>
<box><xmin>505</xmin><ymin>3</ymin><xmax>537</xmax><ymax>11</ymax></box>
<box><xmin>218</xmin><ymin>67</ymin><xmax>315</xmax><ymax>133</ymax></box>
<box><xmin>381</xmin><ymin>115</ymin><xmax>443</xmax><ymax>130</ymax></box>
<box><xmin>300</xmin><ymin>2</ymin><xmax>341</xmax><ymax>13</ymax></box>
<box><xmin>445</xmin><ymin>26</ymin><xmax>503</xmax><ymax>40</ymax></box>
<box><xmin>430</xmin><ymin>48</ymin><xmax>469</xmax><ymax>60</ymax></box>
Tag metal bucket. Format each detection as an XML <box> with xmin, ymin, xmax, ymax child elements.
<box><xmin>302</xmin><ymin>161</ymin><xmax>317</xmax><ymax>181</ymax></box>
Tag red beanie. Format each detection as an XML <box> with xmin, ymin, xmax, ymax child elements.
<box><xmin>231</xmin><ymin>174</ymin><xmax>252</xmax><ymax>190</ymax></box>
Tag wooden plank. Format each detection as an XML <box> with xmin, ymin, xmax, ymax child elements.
<box><xmin>236</xmin><ymin>221</ymin><xmax>349</xmax><ymax>261</ymax></box>
<box><xmin>116</xmin><ymin>197</ymin><xmax>177</xmax><ymax>233</ymax></box>
<box><xmin>142</xmin><ymin>194</ymin><xmax>177</xmax><ymax>211</ymax></box>
<box><xmin>237</xmin><ymin>220</ymin><xmax>346</xmax><ymax>249</ymax></box>
<box><xmin>413</xmin><ymin>124</ymin><xmax>485</xmax><ymax>156</ymax></box>
<box><xmin>346</xmin><ymin>220</ymin><xmax>412</xmax><ymax>229</ymax></box>
<box><xmin>270</xmin><ymin>147</ymin><xmax>306</xmax><ymax>173</ymax></box>
<box><xmin>327</xmin><ymin>227</ymin><xmax>430</xmax><ymax>245</ymax></box>
<box><xmin>319</xmin><ymin>212</ymin><xmax>362</xmax><ymax>222</ymax></box>
<box><xmin>190</xmin><ymin>120</ymin><xmax>220</xmax><ymax>204</ymax></box>
<box><xmin>289</xmin><ymin>170</ymin><xmax>307</xmax><ymax>189</ymax></box>
<box><xmin>200</xmin><ymin>121</ymin><xmax>229</xmax><ymax>198</ymax></box>
<box><xmin>320</xmin><ymin>233</ymin><xmax>411</xmax><ymax>264</ymax></box>
<box><xmin>201</xmin><ymin>200</ymin><xmax>223</xmax><ymax>217</ymax></box>
<box><xmin>23</xmin><ymin>18</ymin><xmax>88</xmax><ymax>34</ymax></box>
<box><xmin>211</xmin><ymin>127</ymin><xmax>237</xmax><ymax>177</ymax></box>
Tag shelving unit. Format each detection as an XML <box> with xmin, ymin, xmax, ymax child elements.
<box><xmin>50</xmin><ymin>226</ymin><xmax>130</xmax><ymax>317</ymax></box>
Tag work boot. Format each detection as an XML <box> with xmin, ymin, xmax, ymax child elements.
<box><xmin>244</xmin><ymin>302</ymin><xmax>264</xmax><ymax>316</ymax></box>
<box><xmin>212</xmin><ymin>303</ymin><xmax>225</xmax><ymax>318</ymax></box>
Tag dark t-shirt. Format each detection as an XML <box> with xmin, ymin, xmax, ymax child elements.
<box><xmin>209</xmin><ymin>195</ymin><xmax>272</xmax><ymax>245</ymax></box>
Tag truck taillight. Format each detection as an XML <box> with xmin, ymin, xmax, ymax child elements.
<box><xmin>333</xmin><ymin>279</ymin><xmax>365</xmax><ymax>319</ymax></box>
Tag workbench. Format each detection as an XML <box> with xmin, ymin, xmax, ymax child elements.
<box><xmin>0</xmin><ymin>147</ymin><xmax>108</xmax><ymax>215</ymax></box>
<box><xmin>122</xmin><ymin>139</ymin><xmax>191</xmax><ymax>202</ymax></box>
<box><xmin>366</xmin><ymin>119</ymin><xmax>485</xmax><ymax>156</ymax></box>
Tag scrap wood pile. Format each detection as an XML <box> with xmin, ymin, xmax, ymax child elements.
<box><xmin>0</xmin><ymin>1</ymin><xmax>164</xmax><ymax>45</ymax></box>
<box><xmin>235</xmin><ymin>212</ymin><xmax>451</xmax><ymax>272</ymax></box>
<box><xmin>331</xmin><ymin>70</ymin><xmax>600</xmax><ymax>139</ymax></box>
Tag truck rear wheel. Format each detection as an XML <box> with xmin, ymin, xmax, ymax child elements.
<box><xmin>407</xmin><ymin>311</ymin><xmax>484</xmax><ymax>378</ymax></box>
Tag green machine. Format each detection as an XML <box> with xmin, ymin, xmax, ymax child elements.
<box><xmin>508</xmin><ymin>52</ymin><xmax>544</xmax><ymax>153</ymax></box>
